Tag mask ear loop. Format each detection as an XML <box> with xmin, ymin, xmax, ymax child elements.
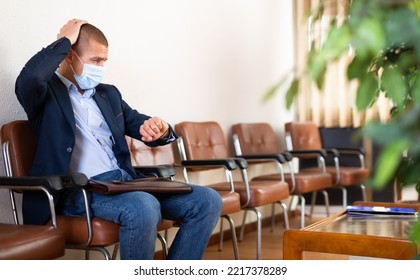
<box><xmin>69</xmin><ymin>49</ymin><xmax>84</xmax><ymax>75</ymax></box>
<box><xmin>72</xmin><ymin>50</ymin><xmax>84</xmax><ymax>64</ymax></box>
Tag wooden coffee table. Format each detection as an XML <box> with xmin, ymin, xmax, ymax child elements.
<box><xmin>283</xmin><ymin>201</ymin><xmax>420</xmax><ymax>260</ymax></box>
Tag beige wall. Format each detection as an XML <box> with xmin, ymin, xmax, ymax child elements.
<box><xmin>0</xmin><ymin>0</ymin><xmax>294</xmax><ymax>258</ymax></box>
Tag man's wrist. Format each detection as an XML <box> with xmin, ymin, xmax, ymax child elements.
<box><xmin>158</xmin><ymin>128</ymin><xmax>169</xmax><ymax>139</ymax></box>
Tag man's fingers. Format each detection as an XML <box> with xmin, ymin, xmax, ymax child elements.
<box><xmin>57</xmin><ymin>19</ymin><xmax>88</xmax><ymax>44</ymax></box>
<box><xmin>140</xmin><ymin>117</ymin><xmax>168</xmax><ymax>142</ymax></box>
<box><xmin>149</xmin><ymin>117</ymin><xmax>163</xmax><ymax>131</ymax></box>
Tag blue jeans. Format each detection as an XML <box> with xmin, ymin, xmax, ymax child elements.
<box><xmin>60</xmin><ymin>169</ymin><xmax>222</xmax><ymax>260</ymax></box>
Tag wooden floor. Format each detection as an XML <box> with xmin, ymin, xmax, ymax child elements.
<box><xmin>202</xmin><ymin>209</ymin><xmax>348</xmax><ymax>260</ymax></box>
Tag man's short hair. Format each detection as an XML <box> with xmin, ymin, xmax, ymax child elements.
<box><xmin>72</xmin><ymin>23</ymin><xmax>108</xmax><ymax>53</ymax></box>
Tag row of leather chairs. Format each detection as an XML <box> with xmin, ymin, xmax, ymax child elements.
<box><xmin>0</xmin><ymin>120</ymin><xmax>369</xmax><ymax>260</ymax></box>
<box><xmin>132</xmin><ymin>120</ymin><xmax>369</xmax><ymax>259</ymax></box>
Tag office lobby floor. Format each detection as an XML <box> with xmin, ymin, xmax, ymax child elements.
<box><xmin>203</xmin><ymin>208</ymin><xmax>348</xmax><ymax>260</ymax></box>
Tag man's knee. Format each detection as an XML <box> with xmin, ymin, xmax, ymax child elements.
<box><xmin>120</xmin><ymin>192</ymin><xmax>161</xmax><ymax>226</ymax></box>
<box><xmin>193</xmin><ymin>186</ymin><xmax>222</xmax><ymax>216</ymax></box>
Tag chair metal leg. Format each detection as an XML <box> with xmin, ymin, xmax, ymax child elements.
<box><xmin>271</xmin><ymin>203</ymin><xmax>276</xmax><ymax>232</ymax></box>
<box><xmin>321</xmin><ymin>190</ymin><xmax>330</xmax><ymax>217</ymax></box>
<box><xmin>222</xmin><ymin>215</ymin><xmax>240</xmax><ymax>260</ymax></box>
<box><xmin>299</xmin><ymin>195</ymin><xmax>306</xmax><ymax>229</ymax></box>
<box><xmin>288</xmin><ymin>195</ymin><xmax>297</xmax><ymax>214</ymax></box>
<box><xmin>279</xmin><ymin>201</ymin><xmax>289</xmax><ymax>230</ymax></box>
<box><xmin>164</xmin><ymin>229</ymin><xmax>169</xmax><ymax>242</ymax></box>
<box><xmin>271</xmin><ymin>201</ymin><xmax>289</xmax><ymax>231</ymax></box>
<box><xmin>310</xmin><ymin>190</ymin><xmax>330</xmax><ymax>218</ymax></box>
<box><xmin>112</xmin><ymin>243</ymin><xmax>119</xmax><ymax>260</ymax></box>
<box><xmin>309</xmin><ymin>191</ymin><xmax>317</xmax><ymax>217</ymax></box>
<box><xmin>339</xmin><ymin>186</ymin><xmax>347</xmax><ymax>208</ymax></box>
<box><xmin>239</xmin><ymin>210</ymin><xmax>248</xmax><ymax>242</ymax></box>
<box><xmin>157</xmin><ymin>233</ymin><xmax>168</xmax><ymax>259</ymax></box>
<box><xmin>218</xmin><ymin>218</ymin><xmax>224</xmax><ymax>252</ymax></box>
<box><xmin>240</xmin><ymin>208</ymin><xmax>262</xmax><ymax>259</ymax></box>
<box><xmin>360</xmin><ymin>184</ymin><xmax>367</xmax><ymax>201</ymax></box>
<box><xmin>84</xmin><ymin>247</ymin><xmax>112</xmax><ymax>260</ymax></box>
<box><xmin>251</xmin><ymin>208</ymin><xmax>262</xmax><ymax>260</ymax></box>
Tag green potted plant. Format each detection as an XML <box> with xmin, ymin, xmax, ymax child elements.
<box><xmin>269</xmin><ymin>0</ymin><xmax>420</xmax><ymax>248</ymax></box>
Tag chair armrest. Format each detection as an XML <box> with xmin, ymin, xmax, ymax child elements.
<box><xmin>60</xmin><ymin>173</ymin><xmax>89</xmax><ymax>189</ymax></box>
<box><xmin>236</xmin><ymin>153</ymin><xmax>289</xmax><ymax>184</ymax></box>
<box><xmin>330</xmin><ymin>147</ymin><xmax>365</xmax><ymax>155</ymax></box>
<box><xmin>326</xmin><ymin>147</ymin><xmax>366</xmax><ymax>168</ymax></box>
<box><xmin>180</xmin><ymin>159</ymin><xmax>237</xmax><ymax>195</ymax></box>
<box><xmin>324</xmin><ymin>148</ymin><xmax>340</xmax><ymax>157</ymax></box>
<box><xmin>0</xmin><ymin>175</ymin><xmax>64</xmax><ymax>192</ymax></box>
<box><xmin>0</xmin><ymin>175</ymin><xmax>83</xmax><ymax>228</ymax></box>
<box><xmin>181</xmin><ymin>159</ymin><xmax>237</xmax><ymax>170</ymax></box>
<box><xmin>233</xmin><ymin>158</ymin><xmax>248</xmax><ymax>169</ymax></box>
<box><xmin>238</xmin><ymin>153</ymin><xmax>287</xmax><ymax>164</ymax></box>
<box><xmin>134</xmin><ymin>165</ymin><xmax>176</xmax><ymax>178</ymax></box>
<box><xmin>287</xmin><ymin>149</ymin><xmax>328</xmax><ymax>158</ymax></box>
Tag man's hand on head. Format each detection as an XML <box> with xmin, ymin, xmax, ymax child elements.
<box><xmin>140</xmin><ymin>117</ymin><xmax>169</xmax><ymax>142</ymax></box>
<box><xmin>57</xmin><ymin>19</ymin><xmax>88</xmax><ymax>45</ymax></box>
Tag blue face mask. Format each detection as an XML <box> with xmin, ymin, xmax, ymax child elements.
<box><xmin>72</xmin><ymin>52</ymin><xmax>105</xmax><ymax>90</ymax></box>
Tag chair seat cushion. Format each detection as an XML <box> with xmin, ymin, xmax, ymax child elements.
<box><xmin>303</xmin><ymin>166</ymin><xmax>370</xmax><ymax>186</ymax></box>
<box><xmin>0</xmin><ymin>223</ymin><xmax>65</xmax><ymax>260</ymax></box>
<box><xmin>252</xmin><ymin>171</ymin><xmax>333</xmax><ymax>194</ymax></box>
<box><xmin>210</xmin><ymin>181</ymin><xmax>289</xmax><ymax>208</ymax></box>
<box><xmin>56</xmin><ymin>216</ymin><xmax>120</xmax><ymax>246</ymax></box>
<box><xmin>217</xmin><ymin>191</ymin><xmax>241</xmax><ymax>216</ymax></box>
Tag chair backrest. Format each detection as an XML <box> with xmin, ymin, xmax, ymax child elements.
<box><xmin>174</xmin><ymin>121</ymin><xmax>229</xmax><ymax>160</ymax></box>
<box><xmin>284</xmin><ymin>121</ymin><xmax>322</xmax><ymax>150</ymax></box>
<box><xmin>231</xmin><ymin>123</ymin><xmax>279</xmax><ymax>155</ymax></box>
<box><xmin>1</xmin><ymin>120</ymin><xmax>36</xmax><ymax>176</ymax></box>
<box><xmin>126</xmin><ymin>136</ymin><xmax>175</xmax><ymax>166</ymax></box>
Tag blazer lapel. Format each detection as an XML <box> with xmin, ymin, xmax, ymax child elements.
<box><xmin>50</xmin><ymin>74</ymin><xmax>76</xmax><ymax>132</ymax></box>
<box><xmin>93</xmin><ymin>90</ymin><xmax>122</xmax><ymax>136</ymax></box>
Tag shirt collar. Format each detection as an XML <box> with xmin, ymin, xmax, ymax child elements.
<box><xmin>55</xmin><ymin>71</ymin><xmax>96</xmax><ymax>99</ymax></box>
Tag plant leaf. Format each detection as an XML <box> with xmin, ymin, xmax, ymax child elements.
<box><xmin>373</xmin><ymin>139</ymin><xmax>410</xmax><ymax>188</ymax></box>
<box><xmin>381</xmin><ymin>67</ymin><xmax>407</xmax><ymax>106</ymax></box>
<box><xmin>263</xmin><ymin>72</ymin><xmax>293</xmax><ymax>103</ymax></box>
<box><xmin>308</xmin><ymin>50</ymin><xmax>327</xmax><ymax>89</ymax></box>
<box><xmin>409</xmin><ymin>216</ymin><xmax>420</xmax><ymax>244</ymax></box>
<box><xmin>356</xmin><ymin>74</ymin><xmax>378</xmax><ymax>110</ymax></box>
<box><xmin>411</xmin><ymin>71</ymin><xmax>420</xmax><ymax>102</ymax></box>
<box><xmin>285</xmin><ymin>79</ymin><xmax>299</xmax><ymax>109</ymax></box>
<box><xmin>352</xmin><ymin>18</ymin><xmax>385</xmax><ymax>59</ymax></box>
<box><xmin>322</xmin><ymin>25</ymin><xmax>351</xmax><ymax>60</ymax></box>
<box><xmin>347</xmin><ymin>55</ymin><xmax>370</xmax><ymax>80</ymax></box>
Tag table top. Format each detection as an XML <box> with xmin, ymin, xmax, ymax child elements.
<box><xmin>306</xmin><ymin>211</ymin><xmax>417</xmax><ymax>239</ymax></box>
<box><xmin>304</xmin><ymin>201</ymin><xmax>419</xmax><ymax>240</ymax></box>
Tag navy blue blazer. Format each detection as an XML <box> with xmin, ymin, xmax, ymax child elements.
<box><xmin>15</xmin><ymin>37</ymin><xmax>176</xmax><ymax>225</ymax></box>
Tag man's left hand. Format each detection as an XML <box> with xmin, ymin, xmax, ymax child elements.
<box><xmin>140</xmin><ymin>117</ymin><xmax>169</xmax><ymax>142</ymax></box>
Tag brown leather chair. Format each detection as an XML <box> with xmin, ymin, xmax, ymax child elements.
<box><xmin>0</xmin><ymin>120</ymin><xmax>173</xmax><ymax>260</ymax></box>
<box><xmin>174</xmin><ymin>121</ymin><xmax>290</xmax><ymax>259</ymax></box>
<box><xmin>0</xmin><ymin>223</ymin><xmax>65</xmax><ymax>259</ymax></box>
<box><xmin>231</xmin><ymin>122</ymin><xmax>334</xmax><ymax>228</ymax></box>
<box><xmin>284</xmin><ymin>121</ymin><xmax>369</xmax><ymax>208</ymax></box>
<box><xmin>128</xmin><ymin>135</ymin><xmax>242</xmax><ymax>259</ymax></box>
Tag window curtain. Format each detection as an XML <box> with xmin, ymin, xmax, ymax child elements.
<box><xmin>293</xmin><ymin>0</ymin><xmax>392</xmax><ymax>128</ymax></box>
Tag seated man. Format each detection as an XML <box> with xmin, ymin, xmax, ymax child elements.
<box><xmin>15</xmin><ymin>19</ymin><xmax>222</xmax><ymax>260</ymax></box>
